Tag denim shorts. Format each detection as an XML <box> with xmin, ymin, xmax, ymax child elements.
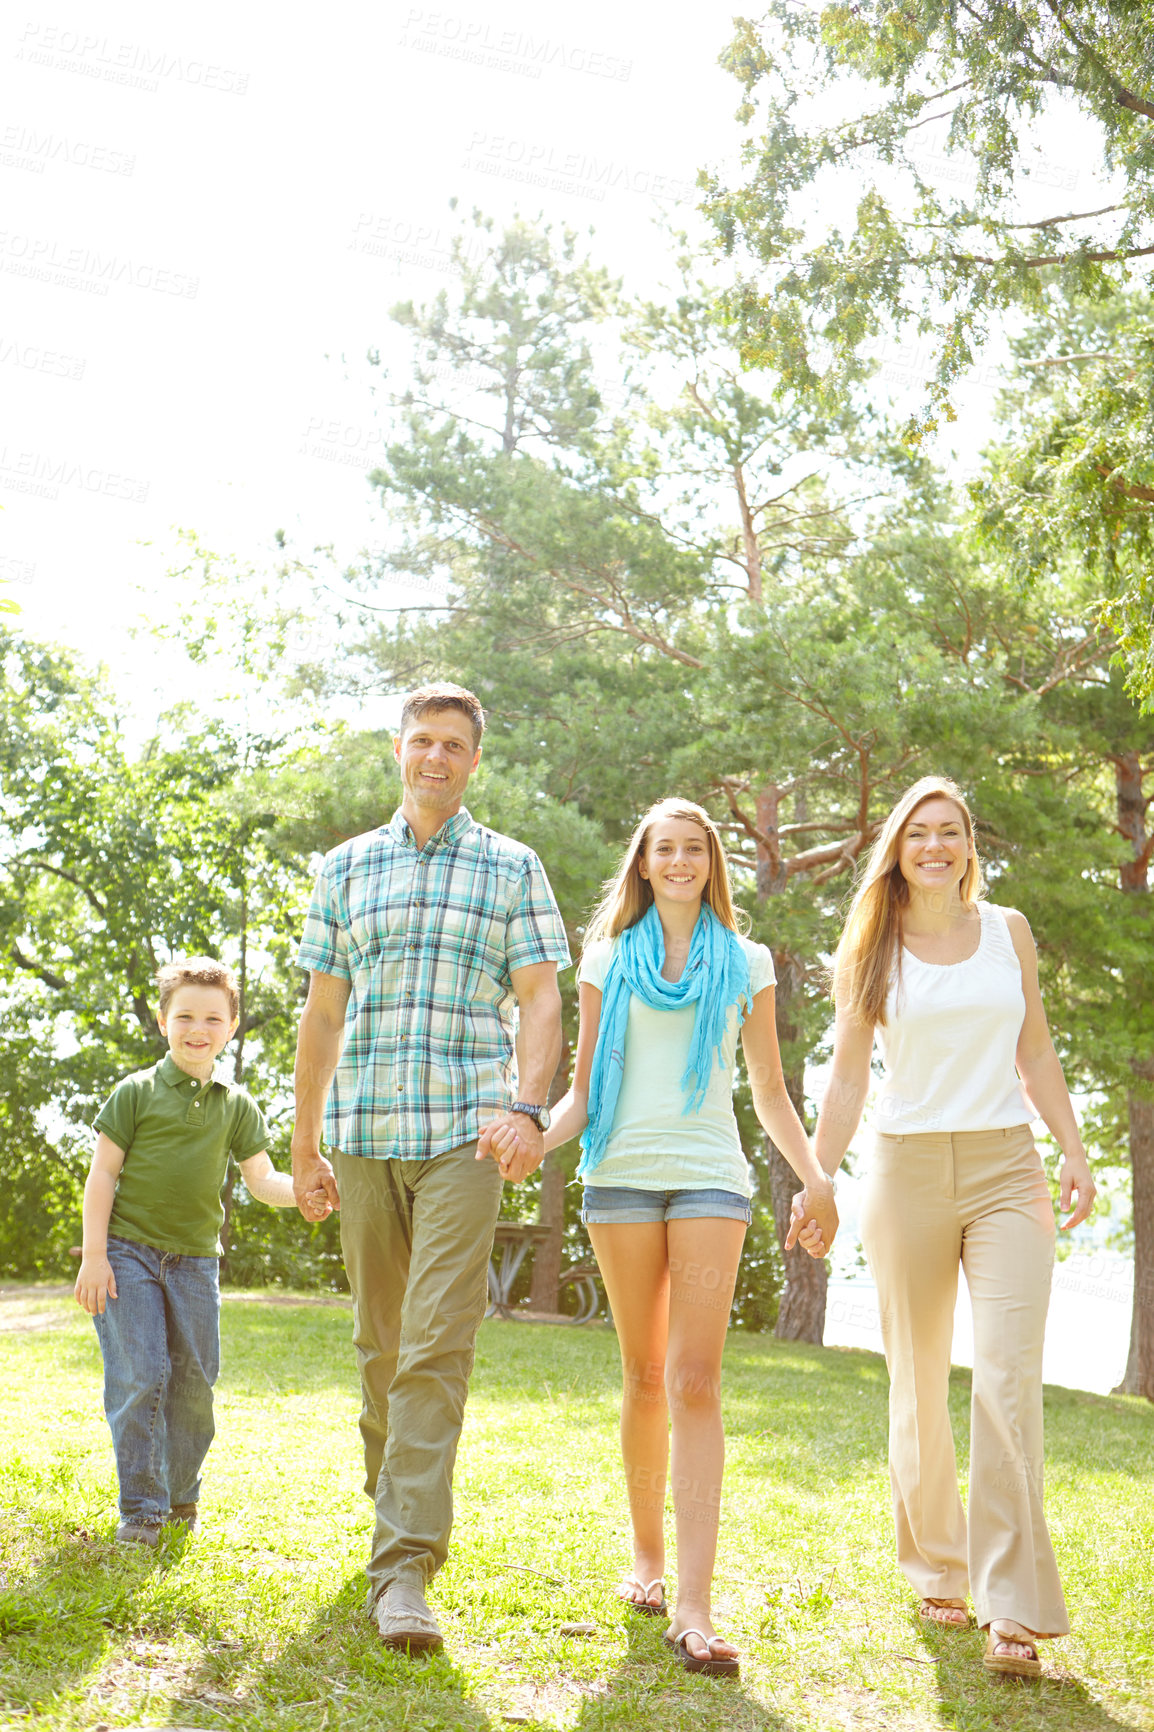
<box><xmin>581</xmin><ymin>1185</ymin><xmax>752</xmax><ymax>1225</ymax></box>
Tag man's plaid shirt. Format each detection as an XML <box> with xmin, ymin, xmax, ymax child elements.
<box><xmin>296</xmin><ymin>807</ymin><xmax>571</xmax><ymax>1160</ymax></box>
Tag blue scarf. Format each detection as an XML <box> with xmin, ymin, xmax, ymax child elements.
<box><xmin>578</xmin><ymin>903</ymin><xmax>751</xmax><ymax>1179</ymax></box>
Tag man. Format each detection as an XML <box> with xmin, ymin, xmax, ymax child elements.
<box><xmin>292</xmin><ymin>682</ymin><xmax>568</xmax><ymax>1652</ymax></box>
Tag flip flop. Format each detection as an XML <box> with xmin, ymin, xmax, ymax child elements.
<box><xmin>983</xmin><ymin>1623</ymin><xmax>1042</xmax><ymax>1680</ymax></box>
<box><xmin>919</xmin><ymin>1597</ymin><xmax>972</xmax><ymax>1629</ymax></box>
<box><xmin>664</xmin><ymin>1627</ymin><xmax>740</xmax><ymax>1678</ymax></box>
<box><xmin>618</xmin><ymin>1575</ymin><xmax>667</xmax><ymax>1617</ymax></box>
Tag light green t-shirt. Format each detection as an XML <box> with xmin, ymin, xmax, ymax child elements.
<box><xmin>94</xmin><ymin>1054</ymin><xmax>270</xmax><ymax>1257</ymax></box>
<box><xmin>578</xmin><ymin>934</ymin><xmax>775</xmax><ymax>1196</ymax></box>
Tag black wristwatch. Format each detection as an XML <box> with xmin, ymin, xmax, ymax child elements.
<box><xmin>510</xmin><ymin>1101</ymin><xmax>551</xmax><ymax>1132</ymax></box>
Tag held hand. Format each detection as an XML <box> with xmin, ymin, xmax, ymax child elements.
<box><xmin>302</xmin><ymin>1187</ymin><xmax>333</xmax><ymax>1222</ymax></box>
<box><xmin>784</xmin><ymin>1182</ymin><xmax>838</xmax><ymax>1259</ymax></box>
<box><xmin>476</xmin><ymin>1113</ymin><xmax>545</xmax><ymax>1183</ymax></box>
<box><xmin>74</xmin><ymin>1254</ymin><xmax>117</xmax><ymax>1316</ymax></box>
<box><xmin>1059</xmin><ymin>1151</ymin><xmax>1096</xmax><ymax>1231</ymax></box>
<box><xmin>291</xmin><ymin>1143</ymin><xmax>340</xmax><ymax>1217</ymax></box>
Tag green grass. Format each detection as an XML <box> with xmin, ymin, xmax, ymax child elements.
<box><xmin>1</xmin><ymin>1287</ymin><xmax>1152</xmax><ymax>1731</ymax></box>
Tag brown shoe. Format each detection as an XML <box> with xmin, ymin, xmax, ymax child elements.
<box><xmin>374</xmin><ymin>1581</ymin><xmax>443</xmax><ymax>1654</ymax></box>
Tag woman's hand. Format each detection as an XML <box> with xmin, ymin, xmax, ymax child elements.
<box><xmin>784</xmin><ymin>1180</ymin><xmax>838</xmax><ymax>1259</ymax></box>
<box><xmin>1058</xmin><ymin>1150</ymin><xmax>1096</xmax><ymax>1231</ymax></box>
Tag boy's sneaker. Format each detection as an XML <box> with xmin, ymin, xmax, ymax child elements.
<box><xmin>167</xmin><ymin>1504</ymin><xmax>200</xmax><ymax>1535</ymax></box>
<box><xmin>115</xmin><ymin>1519</ymin><xmax>162</xmax><ymax>1547</ymax></box>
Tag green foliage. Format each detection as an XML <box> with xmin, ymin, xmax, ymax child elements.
<box><xmin>703</xmin><ymin>2</ymin><xmax>1154</xmax><ymax>436</ymax></box>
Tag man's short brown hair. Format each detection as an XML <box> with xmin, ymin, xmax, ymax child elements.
<box><xmin>399</xmin><ymin>682</ymin><xmax>485</xmax><ymax>751</ymax></box>
<box><xmin>156</xmin><ymin>957</ymin><xmax>240</xmax><ymax>1021</ymax></box>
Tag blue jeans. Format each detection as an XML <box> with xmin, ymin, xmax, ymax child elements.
<box><xmin>93</xmin><ymin>1235</ymin><xmax>220</xmax><ymax>1524</ymax></box>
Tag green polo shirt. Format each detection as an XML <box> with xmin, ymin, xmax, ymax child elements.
<box><xmin>94</xmin><ymin>1055</ymin><xmax>270</xmax><ymax>1258</ymax></box>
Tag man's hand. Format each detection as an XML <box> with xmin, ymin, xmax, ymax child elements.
<box><xmin>74</xmin><ymin>1254</ymin><xmax>117</xmax><ymax>1316</ymax></box>
<box><xmin>291</xmin><ymin>1142</ymin><xmax>341</xmax><ymax>1216</ymax></box>
<box><xmin>476</xmin><ymin>1112</ymin><xmax>545</xmax><ymax>1183</ymax></box>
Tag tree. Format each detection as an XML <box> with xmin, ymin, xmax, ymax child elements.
<box><xmin>970</xmin><ymin>290</ymin><xmax>1154</xmax><ymax>710</ymax></box>
<box><xmin>317</xmin><ymin>214</ymin><xmax>1000</xmax><ymax>1341</ymax></box>
<box><xmin>0</xmin><ymin>626</ymin><xmax>334</xmax><ymax>1282</ymax></box>
<box><xmin>702</xmin><ymin>2</ymin><xmax>1154</xmax><ymax>436</ymax></box>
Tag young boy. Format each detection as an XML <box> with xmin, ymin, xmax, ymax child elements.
<box><xmin>74</xmin><ymin>957</ymin><xmax>322</xmax><ymax>1546</ymax></box>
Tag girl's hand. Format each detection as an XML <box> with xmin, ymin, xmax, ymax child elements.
<box><xmin>784</xmin><ymin>1183</ymin><xmax>838</xmax><ymax>1259</ymax></box>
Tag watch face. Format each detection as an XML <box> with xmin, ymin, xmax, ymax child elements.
<box><xmin>537</xmin><ymin>1104</ymin><xmax>551</xmax><ymax>1131</ymax></box>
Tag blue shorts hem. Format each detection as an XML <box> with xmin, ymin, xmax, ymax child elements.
<box><xmin>580</xmin><ymin>1185</ymin><xmax>752</xmax><ymax>1226</ymax></box>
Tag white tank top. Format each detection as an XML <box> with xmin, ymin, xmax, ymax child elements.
<box><xmin>874</xmin><ymin>901</ymin><xmax>1031</xmax><ymax>1135</ymax></box>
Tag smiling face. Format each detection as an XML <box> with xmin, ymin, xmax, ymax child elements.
<box><xmin>393</xmin><ymin>707</ymin><xmax>481</xmax><ymax>818</ymax></box>
<box><xmin>638</xmin><ymin>816</ymin><xmax>712</xmax><ymax>911</ymax></box>
<box><xmin>158</xmin><ymin>983</ymin><xmax>238</xmax><ymax>1078</ymax></box>
<box><xmin>898</xmin><ymin>796</ymin><xmax>973</xmax><ymax>899</ymax></box>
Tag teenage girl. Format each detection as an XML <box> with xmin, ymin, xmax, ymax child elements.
<box><xmin>541</xmin><ymin>798</ymin><xmax>836</xmax><ymax>1676</ymax></box>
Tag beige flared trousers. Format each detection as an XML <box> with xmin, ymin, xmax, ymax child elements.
<box><xmin>860</xmin><ymin>1125</ymin><xmax>1069</xmax><ymax>1636</ymax></box>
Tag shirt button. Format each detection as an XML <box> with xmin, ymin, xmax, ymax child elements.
<box><xmin>396</xmin><ymin>1084</ymin><xmax>404</xmax><ymax>1094</ymax></box>
<box><xmin>190</xmin><ymin>1081</ymin><xmax>199</xmax><ymax>1090</ymax></box>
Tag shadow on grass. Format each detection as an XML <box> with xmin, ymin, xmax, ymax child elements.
<box><xmin>0</xmin><ymin>1522</ymin><xmax>209</xmax><ymax>1712</ymax></box>
<box><xmin>915</xmin><ymin>1613</ymin><xmax>1139</xmax><ymax>1732</ymax></box>
<box><xmin>186</xmin><ymin>1570</ymin><xmax>498</xmax><ymax>1731</ymax></box>
<box><xmin>565</xmin><ymin>1606</ymin><xmax>797</xmax><ymax>1732</ymax></box>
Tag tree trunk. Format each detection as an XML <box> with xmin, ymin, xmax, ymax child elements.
<box><xmin>1110</xmin><ymin>752</ymin><xmax>1154</xmax><ymax>1400</ymax></box>
<box><xmin>219</xmin><ymin>869</ymin><xmax>248</xmax><ymax>1281</ymax></box>
<box><xmin>768</xmin><ymin>950</ymin><xmax>827</xmax><ymax>1342</ymax></box>
<box><xmin>1115</xmin><ymin>1064</ymin><xmax>1154</xmax><ymax>1399</ymax></box>
<box><xmin>528</xmin><ymin>1036</ymin><xmax>572</xmax><ymax>1313</ymax></box>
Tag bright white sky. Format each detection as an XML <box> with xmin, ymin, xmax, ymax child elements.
<box><xmin>2</xmin><ymin>0</ymin><xmax>1082</xmax><ymax>701</ymax></box>
<box><xmin>2</xmin><ymin>0</ymin><xmax>747</xmax><ymax>696</ymax></box>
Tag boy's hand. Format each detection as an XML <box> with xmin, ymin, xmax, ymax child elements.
<box><xmin>291</xmin><ymin>1143</ymin><xmax>340</xmax><ymax>1215</ymax></box>
<box><xmin>75</xmin><ymin>1255</ymin><xmax>117</xmax><ymax>1315</ymax></box>
<box><xmin>303</xmin><ymin>1188</ymin><xmax>333</xmax><ymax>1221</ymax></box>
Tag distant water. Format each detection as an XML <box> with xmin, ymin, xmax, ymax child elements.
<box><xmin>819</xmin><ymin>1173</ymin><xmax>1132</xmax><ymax>1395</ymax></box>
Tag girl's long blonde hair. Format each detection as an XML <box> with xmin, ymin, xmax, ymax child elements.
<box><xmin>584</xmin><ymin>798</ymin><xmax>748</xmax><ymax>944</ymax></box>
<box><xmin>834</xmin><ymin>776</ymin><xmax>984</xmax><ymax>1027</ymax></box>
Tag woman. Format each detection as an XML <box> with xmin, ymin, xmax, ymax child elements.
<box><xmin>804</xmin><ymin>776</ymin><xmax>1094</xmax><ymax>1679</ymax></box>
<box><xmin>541</xmin><ymin>798</ymin><xmax>835</xmax><ymax>1676</ymax></box>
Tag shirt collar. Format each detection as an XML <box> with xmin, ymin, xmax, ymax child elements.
<box><xmin>158</xmin><ymin>1052</ymin><xmax>221</xmax><ymax>1091</ymax></box>
<box><xmin>387</xmin><ymin>805</ymin><xmax>476</xmax><ymax>852</ymax></box>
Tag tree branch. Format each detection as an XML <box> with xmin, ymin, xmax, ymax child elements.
<box><xmin>10</xmin><ymin>944</ymin><xmax>67</xmax><ymax>991</ymax></box>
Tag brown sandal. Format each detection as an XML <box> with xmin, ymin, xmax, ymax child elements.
<box><xmin>918</xmin><ymin>1597</ymin><xmax>972</xmax><ymax>1629</ymax></box>
<box><xmin>983</xmin><ymin>1622</ymin><xmax>1042</xmax><ymax>1679</ymax></box>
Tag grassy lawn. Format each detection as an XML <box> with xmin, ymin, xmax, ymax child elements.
<box><xmin>1</xmin><ymin>1286</ymin><xmax>1152</xmax><ymax>1732</ymax></box>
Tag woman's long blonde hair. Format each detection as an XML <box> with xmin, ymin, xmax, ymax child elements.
<box><xmin>584</xmin><ymin>798</ymin><xmax>748</xmax><ymax>944</ymax></box>
<box><xmin>834</xmin><ymin>776</ymin><xmax>984</xmax><ymax>1027</ymax></box>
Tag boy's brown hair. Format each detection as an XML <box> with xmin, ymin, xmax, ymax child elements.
<box><xmin>156</xmin><ymin>957</ymin><xmax>240</xmax><ymax>1021</ymax></box>
<box><xmin>399</xmin><ymin>682</ymin><xmax>485</xmax><ymax>750</ymax></box>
